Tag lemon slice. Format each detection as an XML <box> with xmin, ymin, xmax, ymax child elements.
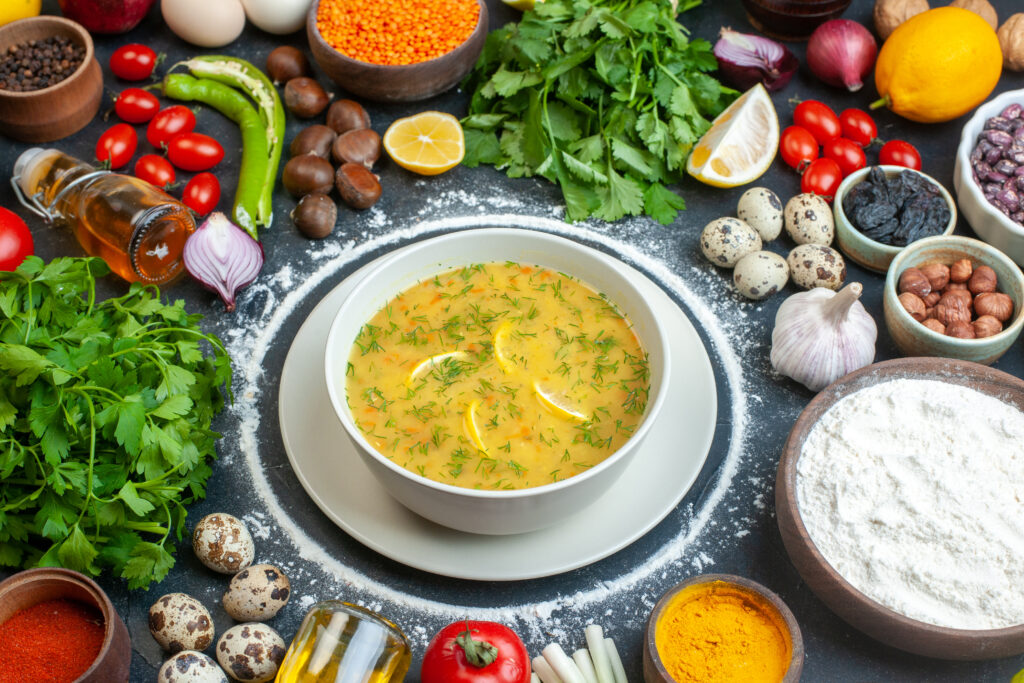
<box><xmin>493</xmin><ymin>322</ymin><xmax>517</xmax><ymax>375</ymax></box>
<box><xmin>463</xmin><ymin>400</ymin><xmax>489</xmax><ymax>452</ymax></box>
<box><xmin>407</xmin><ymin>351</ymin><xmax>467</xmax><ymax>385</ymax></box>
<box><xmin>502</xmin><ymin>0</ymin><xmax>542</xmax><ymax>10</ymax></box>
<box><xmin>383</xmin><ymin>111</ymin><xmax>465</xmax><ymax>176</ymax></box>
<box><xmin>686</xmin><ymin>83</ymin><xmax>779</xmax><ymax>188</ymax></box>
<box><xmin>532</xmin><ymin>379</ymin><xmax>587</xmax><ymax>423</ymax></box>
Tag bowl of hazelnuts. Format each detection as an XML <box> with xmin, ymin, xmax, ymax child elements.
<box><xmin>883</xmin><ymin>235</ymin><xmax>1024</xmax><ymax>365</ymax></box>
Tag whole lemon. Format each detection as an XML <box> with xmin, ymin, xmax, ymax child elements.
<box><xmin>874</xmin><ymin>7</ymin><xmax>1002</xmax><ymax>123</ymax></box>
<box><xmin>0</xmin><ymin>0</ymin><xmax>41</xmax><ymax>26</ymax></box>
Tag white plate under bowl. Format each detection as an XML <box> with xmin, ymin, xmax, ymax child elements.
<box><xmin>278</xmin><ymin>238</ymin><xmax>717</xmax><ymax>580</ymax></box>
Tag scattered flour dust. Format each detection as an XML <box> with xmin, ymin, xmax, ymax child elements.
<box><xmin>798</xmin><ymin>378</ymin><xmax>1024</xmax><ymax>630</ymax></box>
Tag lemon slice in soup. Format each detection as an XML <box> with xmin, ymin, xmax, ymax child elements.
<box><xmin>464</xmin><ymin>400</ymin><xmax>489</xmax><ymax>453</ymax></box>
<box><xmin>407</xmin><ymin>350</ymin><xmax>468</xmax><ymax>386</ymax></box>
<box><xmin>493</xmin><ymin>322</ymin><xmax>517</xmax><ymax>375</ymax></box>
<box><xmin>533</xmin><ymin>379</ymin><xmax>588</xmax><ymax>423</ymax></box>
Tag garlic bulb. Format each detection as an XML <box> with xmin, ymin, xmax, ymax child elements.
<box><xmin>770</xmin><ymin>282</ymin><xmax>877</xmax><ymax>391</ymax></box>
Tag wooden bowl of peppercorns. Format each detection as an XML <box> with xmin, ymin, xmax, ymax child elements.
<box><xmin>0</xmin><ymin>16</ymin><xmax>102</xmax><ymax>143</ymax></box>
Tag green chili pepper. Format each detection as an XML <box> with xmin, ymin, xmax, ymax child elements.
<box><xmin>178</xmin><ymin>56</ymin><xmax>285</xmax><ymax>229</ymax></box>
<box><xmin>161</xmin><ymin>73</ymin><xmax>268</xmax><ymax>240</ymax></box>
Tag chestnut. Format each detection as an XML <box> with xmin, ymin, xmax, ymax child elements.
<box><xmin>282</xmin><ymin>155</ymin><xmax>335</xmax><ymax>197</ymax></box>
<box><xmin>292</xmin><ymin>193</ymin><xmax>337</xmax><ymax>239</ymax></box>
<box><xmin>266</xmin><ymin>46</ymin><xmax>311</xmax><ymax>85</ymax></box>
<box><xmin>335</xmin><ymin>162</ymin><xmax>382</xmax><ymax>210</ymax></box>
<box><xmin>332</xmin><ymin>128</ymin><xmax>381</xmax><ymax>169</ymax></box>
<box><xmin>290</xmin><ymin>125</ymin><xmax>337</xmax><ymax>159</ymax></box>
<box><xmin>284</xmin><ymin>77</ymin><xmax>330</xmax><ymax>118</ymax></box>
<box><xmin>326</xmin><ymin>99</ymin><xmax>371</xmax><ymax>135</ymax></box>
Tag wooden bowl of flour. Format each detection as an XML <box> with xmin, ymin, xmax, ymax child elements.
<box><xmin>776</xmin><ymin>357</ymin><xmax>1024</xmax><ymax>660</ymax></box>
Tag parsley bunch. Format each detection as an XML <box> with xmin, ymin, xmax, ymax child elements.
<box><xmin>0</xmin><ymin>257</ymin><xmax>232</xmax><ymax>589</ymax></box>
<box><xmin>461</xmin><ymin>0</ymin><xmax>735</xmax><ymax>224</ymax></box>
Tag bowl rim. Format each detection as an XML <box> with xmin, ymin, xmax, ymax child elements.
<box><xmin>0</xmin><ymin>16</ymin><xmax>95</xmax><ymax>100</ymax></box>
<box><xmin>777</xmin><ymin>357</ymin><xmax>1024</xmax><ymax>643</ymax></box>
<box><xmin>955</xmin><ymin>88</ymin><xmax>1024</xmax><ymax>238</ymax></box>
<box><xmin>323</xmin><ymin>227</ymin><xmax>672</xmax><ymax>500</ymax></box>
<box><xmin>884</xmin><ymin>234</ymin><xmax>1024</xmax><ymax>346</ymax></box>
<box><xmin>307</xmin><ymin>0</ymin><xmax>487</xmax><ymax>71</ymax></box>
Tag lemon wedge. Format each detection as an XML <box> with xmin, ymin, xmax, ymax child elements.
<box><xmin>463</xmin><ymin>400</ymin><xmax>489</xmax><ymax>452</ymax></box>
<box><xmin>383</xmin><ymin>111</ymin><xmax>465</xmax><ymax>176</ymax></box>
<box><xmin>407</xmin><ymin>351</ymin><xmax>468</xmax><ymax>386</ymax></box>
<box><xmin>493</xmin><ymin>322</ymin><xmax>517</xmax><ymax>375</ymax></box>
<box><xmin>532</xmin><ymin>379</ymin><xmax>587</xmax><ymax>423</ymax></box>
<box><xmin>686</xmin><ymin>83</ymin><xmax>779</xmax><ymax>188</ymax></box>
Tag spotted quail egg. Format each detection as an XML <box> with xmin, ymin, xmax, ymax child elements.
<box><xmin>784</xmin><ymin>193</ymin><xmax>834</xmax><ymax>246</ymax></box>
<box><xmin>733</xmin><ymin>251</ymin><xmax>789</xmax><ymax>300</ymax></box>
<box><xmin>192</xmin><ymin>513</ymin><xmax>255</xmax><ymax>574</ymax></box>
<box><xmin>223</xmin><ymin>564</ymin><xmax>291</xmax><ymax>621</ymax></box>
<box><xmin>737</xmin><ymin>187</ymin><xmax>784</xmax><ymax>241</ymax></box>
<box><xmin>149</xmin><ymin>593</ymin><xmax>215</xmax><ymax>654</ymax></box>
<box><xmin>787</xmin><ymin>244</ymin><xmax>847</xmax><ymax>290</ymax></box>
<box><xmin>216</xmin><ymin>623</ymin><xmax>287</xmax><ymax>683</ymax></box>
<box><xmin>700</xmin><ymin>217</ymin><xmax>762</xmax><ymax>268</ymax></box>
<box><xmin>157</xmin><ymin>650</ymin><xmax>228</xmax><ymax>683</ymax></box>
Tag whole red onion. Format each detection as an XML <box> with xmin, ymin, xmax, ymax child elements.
<box><xmin>57</xmin><ymin>0</ymin><xmax>156</xmax><ymax>34</ymax></box>
<box><xmin>806</xmin><ymin>19</ymin><xmax>878</xmax><ymax>92</ymax></box>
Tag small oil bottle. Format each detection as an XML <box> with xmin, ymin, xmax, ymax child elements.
<box><xmin>275</xmin><ymin>601</ymin><xmax>411</xmax><ymax>683</ymax></box>
<box><xmin>12</xmin><ymin>148</ymin><xmax>196</xmax><ymax>285</ymax></box>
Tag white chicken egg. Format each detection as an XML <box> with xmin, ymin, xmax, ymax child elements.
<box><xmin>733</xmin><ymin>251</ymin><xmax>789</xmax><ymax>300</ymax></box>
<box><xmin>161</xmin><ymin>0</ymin><xmax>246</xmax><ymax>48</ymax></box>
<box><xmin>240</xmin><ymin>0</ymin><xmax>312</xmax><ymax>34</ymax></box>
<box><xmin>216</xmin><ymin>623</ymin><xmax>286</xmax><ymax>683</ymax></box>
<box><xmin>157</xmin><ymin>651</ymin><xmax>228</xmax><ymax>683</ymax></box>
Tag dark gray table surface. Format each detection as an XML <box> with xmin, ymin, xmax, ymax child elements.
<box><xmin>3</xmin><ymin>0</ymin><xmax>1024</xmax><ymax>680</ymax></box>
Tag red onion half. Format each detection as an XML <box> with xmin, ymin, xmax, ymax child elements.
<box><xmin>713</xmin><ymin>28</ymin><xmax>798</xmax><ymax>93</ymax></box>
<box><xmin>806</xmin><ymin>19</ymin><xmax>878</xmax><ymax>92</ymax></box>
<box><xmin>183</xmin><ymin>212</ymin><xmax>264</xmax><ymax>312</ymax></box>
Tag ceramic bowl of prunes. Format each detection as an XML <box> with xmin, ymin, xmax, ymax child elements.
<box><xmin>834</xmin><ymin>165</ymin><xmax>956</xmax><ymax>273</ymax></box>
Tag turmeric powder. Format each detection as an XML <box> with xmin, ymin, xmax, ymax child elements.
<box><xmin>654</xmin><ymin>580</ymin><xmax>792</xmax><ymax>683</ymax></box>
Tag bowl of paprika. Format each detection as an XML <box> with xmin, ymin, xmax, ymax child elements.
<box><xmin>0</xmin><ymin>567</ymin><xmax>131</xmax><ymax>682</ymax></box>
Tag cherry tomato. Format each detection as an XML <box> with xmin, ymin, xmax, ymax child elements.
<box><xmin>96</xmin><ymin>123</ymin><xmax>137</xmax><ymax>169</ymax></box>
<box><xmin>823</xmin><ymin>138</ymin><xmax>867</xmax><ymax>177</ymax></box>
<box><xmin>839</xmin><ymin>108</ymin><xmax>878</xmax><ymax>148</ymax></box>
<box><xmin>147</xmin><ymin>106</ymin><xmax>196</xmax><ymax>148</ymax></box>
<box><xmin>182</xmin><ymin>173</ymin><xmax>221</xmax><ymax>216</ymax></box>
<box><xmin>134</xmin><ymin>154</ymin><xmax>176</xmax><ymax>189</ymax></box>
<box><xmin>801</xmin><ymin>157</ymin><xmax>843</xmax><ymax>201</ymax></box>
<box><xmin>879</xmin><ymin>139</ymin><xmax>922</xmax><ymax>170</ymax></box>
<box><xmin>0</xmin><ymin>207</ymin><xmax>34</xmax><ymax>271</ymax></box>
<box><xmin>422</xmin><ymin>621</ymin><xmax>530</xmax><ymax>683</ymax></box>
<box><xmin>110</xmin><ymin>43</ymin><xmax>158</xmax><ymax>81</ymax></box>
<box><xmin>779</xmin><ymin>125</ymin><xmax>819</xmax><ymax>170</ymax></box>
<box><xmin>166</xmin><ymin>133</ymin><xmax>224</xmax><ymax>172</ymax></box>
<box><xmin>114</xmin><ymin>88</ymin><xmax>160</xmax><ymax>124</ymax></box>
<box><xmin>793</xmin><ymin>100</ymin><xmax>841</xmax><ymax>145</ymax></box>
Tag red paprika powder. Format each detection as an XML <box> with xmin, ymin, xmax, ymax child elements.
<box><xmin>0</xmin><ymin>598</ymin><xmax>105</xmax><ymax>683</ymax></box>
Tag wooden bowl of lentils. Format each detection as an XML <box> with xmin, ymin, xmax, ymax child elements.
<box><xmin>777</xmin><ymin>357</ymin><xmax>1024</xmax><ymax>660</ymax></box>
<box><xmin>0</xmin><ymin>16</ymin><xmax>102</xmax><ymax>143</ymax></box>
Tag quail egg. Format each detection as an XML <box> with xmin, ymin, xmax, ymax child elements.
<box><xmin>733</xmin><ymin>251</ymin><xmax>789</xmax><ymax>300</ymax></box>
<box><xmin>700</xmin><ymin>217</ymin><xmax>762</xmax><ymax>268</ymax></box>
<box><xmin>223</xmin><ymin>564</ymin><xmax>291</xmax><ymax>621</ymax></box>
<box><xmin>192</xmin><ymin>513</ymin><xmax>255</xmax><ymax>574</ymax></box>
<box><xmin>737</xmin><ymin>187</ymin><xmax>784</xmax><ymax>241</ymax></box>
<box><xmin>216</xmin><ymin>623</ymin><xmax>287</xmax><ymax>683</ymax></box>
<box><xmin>157</xmin><ymin>650</ymin><xmax>228</xmax><ymax>683</ymax></box>
<box><xmin>787</xmin><ymin>244</ymin><xmax>846</xmax><ymax>290</ymax></box>
<box><xmin>784</xmin><ymin>193</ymin><xmax>834</xmax><ymax>246</ymax></box>
<box><xmin>149</xmin><ymin>593</ymin><xmax>215</xmax><ymax>654</ymax></box>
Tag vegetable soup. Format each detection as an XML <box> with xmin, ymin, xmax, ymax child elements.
<box><xmin>345</xmin><ymin>262</ymin><xmax>651</xmax><ymax>490</ymax></box>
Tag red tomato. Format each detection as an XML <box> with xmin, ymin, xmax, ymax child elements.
<box><xmin>95</xmin><ymin>123</ymin><xmax>137</xmax><ymax>169</ymax></box>
<box><xmin>801</xmin><ymin>157</ymin><xmax>843</xmax><ymax>202</ymax></box>
<box><xmin>422</xmin><ymin>621</ymin><xmax>530</xmax><ymax>683</ymax></box>
<box><xmin>182</xmin><ymin>173</ymin><xmax>221</xmax><ymax>215</ymax></box>
<box><xmin>879</xmin><ymin>140</ymin><xmax>922</xmax><ymax>170</ymax></box>
<box><xmin>166</xmin><ymin>133</ymin><xmax>224</xmax><ymax>172</ymax></box>
<box><xmin>0</xmin><ymin>207</ymin><xmax>34</xmax><ymax>271</ymax></box>
<box><xmin>147</xmin><ymin>106</ymin><xmax>197</xmax><ymax>148</ymax></box>
<box><xmin>110</xmin><ymin>43</ymin><xmax>158</xmax><ymax>81</ymax></box>
<box><xmin>114</xmin><ymin>88</ymin><xmax>160</xmax><ymax>124</ymax></box>
<box><xmin>793</xmin><ymin>100</ymin><xmax>841</xmax><ymax>145</ymax></box>
<box><xmin>839</xmin><ymin>108</ymin><xmax>878</xmax><ymax>148</ymax></box>
<box><xmin>779</xmin><ymin>126</ymin><xmax>819</xmax><ymax>170</ymax></box>
<box><xmin>134</xmin><ymin>154</ymin><xmax>176</xmax><ymax>189</ymax></box>
<box><xmin>823</xmin><ymin>138</ymin><xmax>867</xmax><ymax>177</ymax></box>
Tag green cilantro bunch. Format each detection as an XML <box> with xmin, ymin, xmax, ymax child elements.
<box><xmin>0</xmin><ymin>257</ymin><xmax>232</xmax><ymax>589</ymax></box>
<box><xmin>461</xmin><ymin>0</ymin><xmax>736</xmax><ymax>224</ymax></box>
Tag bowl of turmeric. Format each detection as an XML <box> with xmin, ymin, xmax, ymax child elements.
<box><xmin>643</xmin><ymin>574</ymin><xmax>803</xmax><ymax>683</ymax></box>
<box><xmin>307</xmin><ymin>0</ymin><xmax>488</xmax><ymax>102</ymax></box>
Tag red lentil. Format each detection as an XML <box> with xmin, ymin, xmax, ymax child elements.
<box><xmin>317</xmin><ymin>0</ymin><xmax>480</xmax><ymax>66</ymax></box>
<box><xmin>0</xmin><ymin>598</ymin><xmax>105</xmax><ymax>683</ymax></box>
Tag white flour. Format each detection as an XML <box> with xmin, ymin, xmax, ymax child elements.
<box><xmin>797</xmin><ymin>378</ymin><xmax>1024</xmax><ymax>630</ymax></box>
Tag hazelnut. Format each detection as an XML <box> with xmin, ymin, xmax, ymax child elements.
<box><xmin>974</xmin><ymin>292</ymin><xmax>1014</xmax><ymax>321</ymax></box>
<box><xmin>973</xmin><ymin>315</ymin><xmax>1004</xmax><ymax>338</ymax></box>
<box><xmin>923</xmin><ymin>291</ymin><xmax>941</xmax><ymax>307</ymax></box>
<box><xmin>945</xmin><ymin>281</ymin><xmax>969</xmax><ymax>291</ymax></box>
<box><xmin>899</xmin><ymin>292</ymin><xmax>927</xmax><ymax>321</ymax></box>
<box><xmin>939</xmin><ymin>289</ymin><xmax>973</xmax><ymax>312</ymax></box>
<box><xmin>922</xmin><ymin>318</ymin><xmax>946</xmax><ymax>334</ymax></box>
<box><xmin>949</xmin><ymin>0</ymin><xmax>998</xmax><ymax>30</ymax></box>
<box><xmin>874</xmin><ymin>0</ymin><xmax>929</xmax><ymax>40</ymax></box>
<box><xmin>935</xmin><ymin>297</ymin><xmax>971</xmax><ymax>326</ymax></box>
<box><xmin>919</xmin><ymin>262</ymin><xmax>950</xmax><ymax>291</ymax></box>
<box><xmin>946</xmin><ymin>320</ymin><xmax>977</xmax><ymax>339</ymax></box>
<box><xmin>925</xmin><ymin>306</ymin><xmax>936</xmax><ymax>319</ymax></box>
<box><xmin>967</xmin><ymin>265</ymin><xmax>998</xmax><ymax>294</ymax></box>
<box><xmin>898</xmin><ymin>267</ymin><xmax>931</xmax><ymax>298</ymax></box>
<box><xmin>950</xmin><ymin>258</ymin><xmax>973</xmax><ymax>283</ymax></box>
<box><xmin>998</xmin><ymin>13</ymin><xmax>1024</xmax><ymax>72</ymax></box>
